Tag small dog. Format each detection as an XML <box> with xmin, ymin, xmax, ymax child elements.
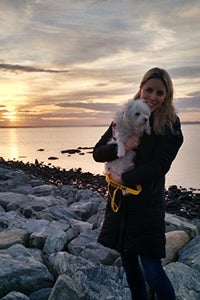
<box><xmin>105</xmin><ymin>99</ymin><xmax>151</xmax><ymax>176</ymax></box>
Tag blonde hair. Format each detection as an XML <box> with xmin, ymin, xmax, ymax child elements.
<box><xmin>133</xmin><ymin>67</ymin><xmax>177</xmax><ymax>135</ymax></box>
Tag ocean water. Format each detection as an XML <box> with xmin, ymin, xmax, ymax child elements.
<box><xmin>0</xmin><ymin>124</ymin><xmax>199</xmax><ymax>189</ymax></box>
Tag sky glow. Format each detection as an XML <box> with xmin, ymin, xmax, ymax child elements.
<box><xmin>0</xmin><ymin>0</ymin><xmax>199</xmax><ymax>127</ymax></box>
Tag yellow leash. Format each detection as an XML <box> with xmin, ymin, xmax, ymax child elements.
<box><xmin>105</xmin><ymin>175</ymin><xmax>142</xmax><ymax>213</ymax></box>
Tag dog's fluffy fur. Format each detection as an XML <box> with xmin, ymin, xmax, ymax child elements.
<box><xmin>105</xmin><ymin>99</ymin><xmax>151</xmax><ymax>176</ymax></box>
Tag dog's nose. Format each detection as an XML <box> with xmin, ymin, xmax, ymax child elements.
<box><xmin>143</xmin><ymin>117</ymin><xmax>148</xmax><ymax>122</ymax></box>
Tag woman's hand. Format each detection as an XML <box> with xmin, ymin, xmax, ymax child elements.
<box><xmin>108</xmin><ymin>170</ymin><xmax>123</xmax><ymax>185</ymax></box>
<box><xmin>124</xmin><ymin>134</ymin><xmax>140</xmax><ymax>151</ymax></box>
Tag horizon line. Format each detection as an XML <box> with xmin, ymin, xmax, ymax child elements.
<box><xmin>0</xmin><ymin>121</ymin><xmax>200</xmax><ymax>129</ymax></box>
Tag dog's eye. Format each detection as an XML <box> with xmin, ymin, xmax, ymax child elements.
<box><xmin>135</xmin><ymin>112</ymin><xmax>140</xmax><ymax>117</ymax></box>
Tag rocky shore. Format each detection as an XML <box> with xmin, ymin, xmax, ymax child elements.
<box><xmin>0</xmin><ymin>158</ymin><xmax>199</xmax><ymax>299</ymax></box>
<box><xmin>0</xmin><ymin>157</ymin><xmax>199</xmax><ymax>220</ymax></box>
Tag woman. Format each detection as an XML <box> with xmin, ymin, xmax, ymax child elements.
<box><xmin>93</xmin><ymin>67</ymin><xmax>183</xmax><ymax>300</ymax></box>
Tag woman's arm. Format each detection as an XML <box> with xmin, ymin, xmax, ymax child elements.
<box><xmin>121</xmin><ymin>118</ymin><xmax>184</xmax><ymax>187</ymax></box>
<box><xmin>93</xmin><ymin>123</ymin><xmax>118</xmax><ymax>163</ymax></box>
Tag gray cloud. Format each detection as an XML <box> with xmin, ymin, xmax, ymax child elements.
<box><xmin>188</xmin><ymin>91</ymin><xmax>200</xmax><ymax>98</ymax></box>
<box><xmin>0</xmin><ymin>63</ymin><xmax>69</xmax><ymax>73</ymax></box>
<box><xmin>176</xmin><ymin>97</ymin><xmax>200</xmax><ymax>112</ymax></box>
<box><xmin>55</xmin><ymin>102</ymin><xmax>120</xmax><ymax>112</ymax></box>
<box><xmin>169</xmin><ymin>66</ymin><xmax>200</xmax><ymax>78</ymax></box>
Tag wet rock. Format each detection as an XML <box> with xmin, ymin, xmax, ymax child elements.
<box><xmin>61</xmin><ymin>149</ymin><xmax>81</xmax><ymax>154</ymax></box>
<box><xmin>48</xmin><ymin>157</ymin><xmax>59</xmax><ymax>160</ymax></box>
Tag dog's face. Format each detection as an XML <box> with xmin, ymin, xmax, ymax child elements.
<box><xmin>123</xmin><ymin>99</ymin><xmax>151</xmax><ymax>132</ymax></box>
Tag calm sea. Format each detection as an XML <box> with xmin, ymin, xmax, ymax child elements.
<box><xmin>0</xmin><ymin>124</ymin><xmax>199</xmax><ymax>189</ymax></box>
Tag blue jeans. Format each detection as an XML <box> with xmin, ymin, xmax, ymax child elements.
<box><xmin>121</xmin><ymin>252</ymin><xmax>176</xmax><ymax>300</ymax></box>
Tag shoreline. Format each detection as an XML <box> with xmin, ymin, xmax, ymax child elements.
<box><xmin>0</xmin><ymin>157</ymin><xmax>199</xmax><ymax>220</ymax></box>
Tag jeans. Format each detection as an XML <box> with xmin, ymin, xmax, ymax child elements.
<box><xmin>121</xmin><ymin>252</ymin><xmax>176</xmax><ymax>300</ymax></box>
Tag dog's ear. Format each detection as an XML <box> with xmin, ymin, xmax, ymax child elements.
<box><xmin>126</xmin><ymin>100</ymin><xmax>134</xmax><ymax>112</ymax></box>
<box><xmin>122</xmin><ymin>111</ymin><xmax>127</xmax><ymax>121</ymax></box>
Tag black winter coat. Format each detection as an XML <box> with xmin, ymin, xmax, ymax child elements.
<box><xmin>93</xmin><ymin>114</ymin><xmax>183</xmax><ymax>258</ymax></box>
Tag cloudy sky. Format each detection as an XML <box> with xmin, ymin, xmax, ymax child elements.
<box><xmin>0</xmin><ymin>0</ymin><xmax>199</xmax><ymax>127</ymax></box>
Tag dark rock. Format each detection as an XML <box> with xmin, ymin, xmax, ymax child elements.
<box><xmin>165</xmin><ymin>186</ymin><xmax>200</xmax><ymax>220</ymax></box>
<box><xmin>48</xmin><ymin>157</ymin><xmax>59</xmax><ymax>160</ymax></box>
<box><xmin>29</xmin><ymin>288</ymin><xmax>52</xmax><ymax>300</ymax></box>
<box><xmin>61</xmin><ymin>149</ymin><xmax>81</xmax><ymax>154</ymax></box>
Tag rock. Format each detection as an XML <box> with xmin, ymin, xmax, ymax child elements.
<box><xmin>0</xmin><ymin>244</ymin><xmax>54</xmax><ymax>298</ymax></box>
<box><xmin>165</xmin><ymin>185</ymin><xmax>200</xmax><ymax>220</ymax></box>
<box><xmin>48</xmin><ymin>265</ymin><xmax>131</xmax><ymax>300</ymax></box>
<box><xmin>43</xmin><ymin>229</ymin><xmax>68</xmax><ymax>254</ymax></box>
<box><xmin>45</xmin><ymin>251</ymin><xmax>94</xmax><ymax>278</ymax></box>
<box><xmin>48</xmin><ymin>274</ymin><xmax>85</xmax><ymax>300</ymax></box>
<box><xmin>165</xmin><ymin>262</ymin><xmax>200</xmax><ymax>300</ymax></box>
<box><xmin>0</xmin><ymin>192</ymin><xmax>30</xmax><ymax>211</ymax></box>
<box><xmin>191</xmin><ymin>218</ymin><xmax>200</xmax><ymax>233</ymax></box>
<box><xmin>48</xmin><ymin>157</ymin><xmax>59</xmax><ymax>160</ymax></box>
<box><xmin>0</xmin><ymin>228</ymin><xmax>29</xmax><ymax>249</ymax></box>
<box><xmin>162</xmin><ymin>230</ymin><xmax>190</xmax><ymax>265</ymax></box>
<box><xmin>29</xmin><ymin>220</ymin><xmax>71</xmax><ymax>249</ymax></box>
<box><xmin>165</xmin><ymin>213</ymin><xmax>198</xmax><ymax>238</ymax></box>
<box><xmin>1</xmin><ymin>291</ymin><xmax>30</xmax><ymax>300</ymax></box>
<box><xmin>61</xmin><ymin>149</ymin><xmax>81</xmax><ymax>154</ymax></box>
<box><xmin>32</xmin><ymin>184</ymin><xmax>55</xmax><ymax>196</ymax></box>
<box><xmin>178</xmin><ymin>235</ymin><xmax>200</xmax><ymax>272</ymax></box>
<box><xmin>69</xmin><ymin>190</ymin><xmax>103</xmax><ymax>221</ymax></box>
<box><xmin>29</xmin><ymin>288</ymin><xmax>52</xmax><ymax>300</ymax></box>
<box><xmin>0</xmin><ymin>168</ymin><xmax>29</xmax><ymax>189</ymax></box>
<box><xmin>68</xmin><ymin>231</ymin><xmax>97</xmax><ymax>256</ymax></box>
<box><xmin>0</xmin><ymin>162</ymin><xmax>199</xmax><ymax>299</ymax></box>
<box><xmin>79</xmin><ymin>242</ymin><xmax>119</xmax><ymax>265</ymax></box>
<box><xmin>69</xmin><ymin>218</ymin><xmax>93</xmax><ymax>233</ymax></box>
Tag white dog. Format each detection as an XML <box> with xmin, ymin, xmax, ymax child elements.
<box><xmin>105</xmin><ymin>99</ymin><xmax>151</xmax><ymax>176</ymax></box>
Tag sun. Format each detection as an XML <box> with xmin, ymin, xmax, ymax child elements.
<box><xmin>4</xmin><ymin>111</ymin><xmax>17</xmax><ymax>122</ymax></box>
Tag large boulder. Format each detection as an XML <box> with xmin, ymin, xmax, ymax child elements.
<box><xmin>165</xmin><ymin>262</ymin><xmax>200</xmax><ymax>300</ymax></box>
<box><xmin>178</xmin><ymin>235</ymin><xmax>200</xmax><ymax>272</ymax></box>
<box><xmin>165</xmin><ymin>213</ymin><xmax>198</xmax><ymax>238</ymax></box>
<box><xmin>0</xmin><ymin>245</ymin><xmax>54</xmax><ymax>298</ymax></box>
<box><xmin>162</xmin><ymin>230</ymin><xmax>190</xmax><ymax>265</ymax></box>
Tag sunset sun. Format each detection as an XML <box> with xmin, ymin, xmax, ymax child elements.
<box><xmin>4</xmin><ymin>111</ymin><xmax>17</xmax><ymax>122</ymax></box>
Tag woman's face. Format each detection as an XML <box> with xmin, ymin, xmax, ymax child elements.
<box><xmin>140</xmin><ymin>78</ymin><xmax>167</xmax><ymax>112</ymax></box>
